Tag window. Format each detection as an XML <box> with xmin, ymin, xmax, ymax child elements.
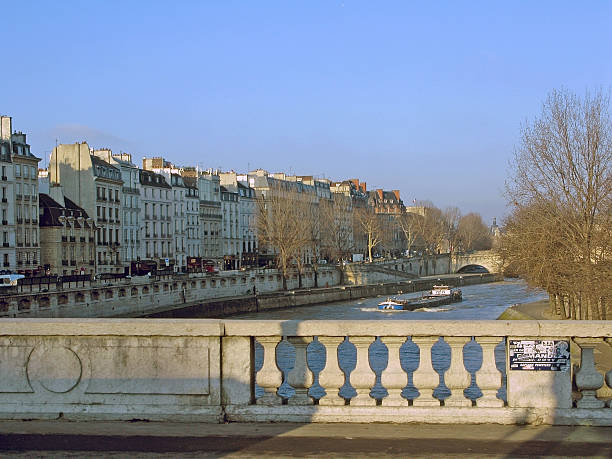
<box><xmin>15</xmin><ymin>165</ymin><xmax>20</xmax><ymax>177</ymax></box>
<box><xmin>23</xmin><ymin>166</ymin><xmax>29</xmax><ymax>179</ymax></box>
<box><xmin>31</xmin><ymin>166</ymin><xmax>36</xmax><ymax>178</ymax></box>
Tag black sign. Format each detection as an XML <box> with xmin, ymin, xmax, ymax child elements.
<box><xmin>509</xmin><ymin>340</ymin><xmax>570</xmax><ymax>371</ymax></box>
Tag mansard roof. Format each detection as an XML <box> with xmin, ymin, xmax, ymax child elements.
<box><xmin>91</xmin><ymin>155</ymin><xmax>122</xmax><ymax>182</ymax></box>
<box><xmin>39</xmin><ymin>193</ymin><xmax>91</xmax><ymax>227</ymax></box>
<box><xmin>139</xmin><ymin>169</ymin><xmax>171</xmax><ymax>188</ymax></box>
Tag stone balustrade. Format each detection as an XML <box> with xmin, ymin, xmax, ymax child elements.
<box><xmin>0</xmin><ymin>319</ymin><xmax>611</xmax><ymax>425</ymax></box>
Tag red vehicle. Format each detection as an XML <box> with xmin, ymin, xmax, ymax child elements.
<box><xmin>204</xmin><ymin>260</ymin><xmax>219</xmax><ymax>273</ymax></box>
<box><xmin>130</xmin><ymin>260</ymin><xmax>157</xmax><ymax>276</ymax></box>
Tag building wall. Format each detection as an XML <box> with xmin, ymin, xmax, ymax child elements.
<box><xmin>49</xmin><ymin>143</ymin><xmax>96</xmax><ymax>218</ymax></box>
<box><xmin>221</xmin><ymin>189</ymin><xmax>240</xmax><ymax>270</ymax></box>
<box><xmin>198</xmin><ymin>173</ymin><xmax>222</xmax><ymax>262</ymax></box>
<box><xmin>0</xmin><ymin>117</ymin><xmax>41</xmax><ymax>274</ymax></box>
<box><xmin>140</xmin><ymin>176</ymin><xmax>173</xmax><ymax>268</ymax></box>
<box><xmin>0</xmin><ymin>138</ymin><xmax>15</xmax><ymax>270</ymax></box>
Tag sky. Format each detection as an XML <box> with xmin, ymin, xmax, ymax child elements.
<box><xmin>3</xmin><ymin>1</ymin><xmax>611</xmax><ymax>223</ymax></box>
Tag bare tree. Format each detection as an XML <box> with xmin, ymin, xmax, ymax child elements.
<box><xmin>415</xmin><ymin>205</ymin><xmax>446</xmax><ymax>254</ymax></box>
<box><xmin>256</xmin><ymin>184</ymin><xmax>311</xmax><ymax>290</ymax></box>
<box><xmin>396</xmin><ymin>211</ymin><xmax>421</xmax><ymax>256</ymax></box>
<box><xmin>443</xmin><ymin>206</ymin><xmax>462</xmax><ymax>254</ymax></box>
<box><xmin>457</xmin><ymin>212</ymin><xmax>492</xmax><ymax>251</ymax></box>
<box><xmin>501</xmin><ymin>88</ymin><xmax>612</xmax><ymax>319</ymax></box>
<box><xmin>320</xmin><ymin>194</ymin><xmax>354</xmax><ymax>263</ymax></box>
<box><xmin>354</xmin><ymin>206</ymin><xmax>383</xmax><ymax>262</ymax></box>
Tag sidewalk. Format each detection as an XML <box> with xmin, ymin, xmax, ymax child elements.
<box><xmin>1</xmin><ymin>421</ymin><xmax>611</xmax><ymax>457</ymax></box>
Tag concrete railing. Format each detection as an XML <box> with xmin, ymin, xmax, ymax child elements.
<box><xmin>0</xmin><ymin>319</ymin><xmax>611</xmax><ymax>425</ymax></box>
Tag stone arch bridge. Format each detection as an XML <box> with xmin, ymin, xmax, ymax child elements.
<box><xmin>452</xmin><ymin>250</ymin><xmax>502</xmax><ymax>274</ymax></box>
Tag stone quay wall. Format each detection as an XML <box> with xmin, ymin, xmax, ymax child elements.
<box><xmin>0</xmin><ymin>266</ymin><xmax>341</xmax><ymax>319</ymax></box>
<box><xmin>0</xmin><ymin>319</ymin><xmax>610</xmax><ymax>425</ymax></box>
<box><xmin>0</xmin><ymin>251</ymin><xmax>500</xmax><ymax>319</ymax></box>
<box><xmin>147</xmin><ymin>273</ymin><xmax>499</xmax><ymax>318</ymax></box>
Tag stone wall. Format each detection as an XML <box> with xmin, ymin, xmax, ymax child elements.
<box><xmin>146</xmin><ymin>274</ymin><xmax>499</xmax><ymax>318</ymax></box>
<box><xmin>0</xmin><ymin>266</ymin><xmax>341</xmax><ymax>318</ymax></box>
<box><xmin>0</xmin><ymin>318</ymin><xmax>610</xmax><ymax>425</ymax></box>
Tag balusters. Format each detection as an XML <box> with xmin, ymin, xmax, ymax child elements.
<box><xmin>255</xmin><ymin>336</ymin><xmax>282</xmax><ymax>405</ymax></box>
<box><xmin>444</xmin><ymin>337</ymin><xmax>471</xmax><ymax>407</ymax></box>
<box><xmin>287</xmin><ymin>336</ymin><xmax>313</xmax><ymax>405</ymax></box>
<box><xmin>412</xmin><ymin>336</ymin><xmax>440</xmax><ymax>406</ymax></box>
<box><xmin>349</xmin><ymin>336</ymin><xmax>376</xmax><ymax>406</ymax></box>
<box><xmin>318</xmin><ymin>337</ymin><xmax>346</xmax><ymax>406</ymax></box>
<box><xmin>574</xmin><ymin>338</ymin><xmax>605</xmax><ymax>408</ymax></box>
<box><xmin>475</xmin><ymin>337</ymin><xmax>503</xmax><ymax>407</ymax></box>
<box><xmin>381</xmin><ymin>337</ymin><xmax>408</xmax><ymax>406</ymax></box>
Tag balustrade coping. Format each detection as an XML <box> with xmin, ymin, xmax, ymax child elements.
<box><xmin>0</xmin><ymin>319</ymin><xmax>611</xmax><ymax>338</ymax></box>
<box><xmin>222</xmin><ymin>319</ymin><xmax>612</xmax><ymax>337</ymax></box>
<box><xmin>0</xmin><ymin>319</ymin><xmax>224</xmax><ymax>336</ymax></box>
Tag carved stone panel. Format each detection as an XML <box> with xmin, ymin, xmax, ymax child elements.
<box><xmin>86</xmin><ymin>338</ymin><xmax>211</xmax><ymax>396</ymax></box>
<box><xmin>0</xmin><ymin>343</ymin><xmax>34</xmax><ymax>393</ymax></box>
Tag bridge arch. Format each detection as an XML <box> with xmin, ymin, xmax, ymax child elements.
<box><xmin>453</xmin><ymin>250</ymin><xmax>501</xmax><ymax>274</ymax></box>
<box><xmin>457</xmin><ymin>264</ymin><xmax>490</xmax><ymax>274</ymax></box>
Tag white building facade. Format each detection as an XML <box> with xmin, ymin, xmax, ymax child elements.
<box><xmin>139</xmin><ymin>169</ymin><xmax>173</xmax><ymax>269</ymax></box>
<box><xmin>0</xmin><ymin>116</ymin><xmax>42</xmax><ymax>274</ymax></box>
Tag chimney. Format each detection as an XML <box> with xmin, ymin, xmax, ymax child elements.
<box><xmin>392</xmin><ymin>190</ymin><xmax>400</xmax><ymax>201</ymax></box>
<box><xmin>0</xmin><ymin>116</ymin><xmax>12</xmax><ymax>142</ymax></box>
<box><xmin>376</xmin><ymin>189</ymin><xmax>383</xmax><ymax>199</ymax></box>
<box><xmin>361</xmin><ymin>182</ymin><xmax>366</xmax><ymax>192</ymax></box>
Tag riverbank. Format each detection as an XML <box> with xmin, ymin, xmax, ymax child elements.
<box><xmin>497</xmin><ymin>299</ymin><xmax>560</xmax><ymax>320</ymax></box>
<box><xmin>144</xmin><ymin>273</ymin><xmax>501</xmax><ymax>318</ymax></box>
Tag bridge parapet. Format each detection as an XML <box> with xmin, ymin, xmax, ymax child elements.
<box><xmin>453</xmin><ymin>250</ymin><xmax>503</xmax><ymax>273</ymax></box>
<box><xmin>0</xmin><ymin>319</ymin><xmax>610</xmax><ymax>425</ymax></box>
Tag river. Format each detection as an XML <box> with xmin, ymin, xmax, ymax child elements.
<box><xmin>235</xmin><ymin>278</ymin><xmax>548</xmax><ymax>403</ymax></box>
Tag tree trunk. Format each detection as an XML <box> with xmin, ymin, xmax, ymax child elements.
<box><xmin>549</xmin><ymin>294</ymin><xmax>556</xmax><ymax>317</ymax></box>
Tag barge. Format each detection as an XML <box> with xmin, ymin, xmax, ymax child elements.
<box><xmin>378</xmin><ymin>285</ymin><xmax>462</xmax><ymax>311</ymax></box>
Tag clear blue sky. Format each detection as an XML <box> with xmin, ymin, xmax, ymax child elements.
<box><xmin>3</xmin><ymin>1</ymin><xmax>611</xmax><ymax>223</ymax></box>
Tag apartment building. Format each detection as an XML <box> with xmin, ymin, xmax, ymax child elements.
<box><xmin>0</xmin><ymin>116</ymin><xmax>41</xmax><ymax>274</ymax></box>
<box><xmin>220</xmin><ymin>172</ymin><xmax>258</xmax><ymax>267</ymax></box>
<box><xmin>220</xmin><ymin>185</ymin><xmax>240</xmax><ymax>270</ymax></box>
<box><xmin>368</xmin><ymin>188</ymin><xmax>405</xmax><ymax>257</ymax></box>
<box><xmin>181</xmin><ymin>174</ymin><xmax>201</xmax><ymax>265</ymax></box>
<box><xmin>39</xmin><ymin>193</ymin><xmax>95</xmax><ymax>275</ymax></box>
<box><xmin>0</xmin><ymin>116</ymin><xmax>15</xmax><ymax>271</ymax></box>
<box><xmin>197</xmin><ymin>171</ymin><xmax>222</xmax><ymax>263</ymax></box>
<box><xmin>50</xmin><ymin>143</ymin><xmax>123</xmax><ymax>273</ymax></box>
<box><xmin>94</xmin><ymin>150</ymin><xmax>141</xmax><ymax>266</ymax></box>
<box><xmin>139</xmin><ymin>169</ymin><xmax>173</xmax><ymax>269</ymax></box>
